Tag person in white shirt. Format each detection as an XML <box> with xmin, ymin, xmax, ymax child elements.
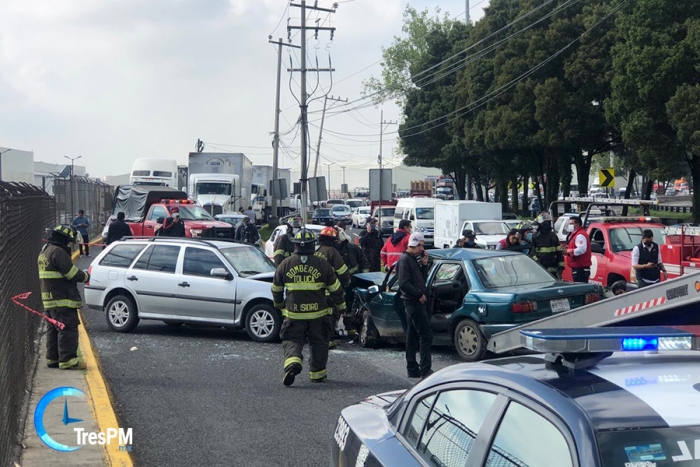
<box><xmin>631</xmin><ymin>229</ymin><xmax>667</xmax><ymax>288</ymax></box>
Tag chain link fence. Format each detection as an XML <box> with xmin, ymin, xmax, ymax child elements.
<box><xmin>51</xmin><ymin>176</ymin><xmax>113</xmax><ymax>240</ymax></box>
<box><xmin>0</xmin><ymin>182</ymin><xmax>55</xmax><ymax>465</ymax></box>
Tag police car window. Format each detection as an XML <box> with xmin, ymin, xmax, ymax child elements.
<box><xmin>183</xmin><ymin>248</ymin><xmax>226</xmax><ymax>277</ymax></box>
<box><xmin>416</xmin><ymin>390</ymin><xmax>497</xmax><ymax>467</ymax></box>
<box><xmin>139</xmin><ymin>245</ymin><xmax>179</xmax><ymax>273</ymax></box>
<box><xmin>150</xmin><ymin>206</ymin><xmax>167</xmax><ymax>221</ymax></box>
<box><xmin>597</xmin><ymin>426</ymin><xmax>700</xmax><ymax>467</ymax></box>
<box><xmin>100</xmin><ymin>244</ymin><xmax>147</xmax><ymax>268</ymax></box>
<box><xmin>485</xmin><ymin>401</ymin><xmax>572</xmax><ymax>467</ymax></box>
<box><xmin>404</xmin><ymin>394</ymin><xmax>436</xmax><ymax>446</ymax></box>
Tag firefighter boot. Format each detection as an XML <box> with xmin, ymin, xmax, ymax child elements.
<box><xmin>283</xmin><ymin>362</ymin><xmax>302</xmax><ymax>387</ymax></box>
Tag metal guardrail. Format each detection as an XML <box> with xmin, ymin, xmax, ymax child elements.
<box><xmin>0</xmin><ymin>182</ymin><xmax>55</xmax><ymax>465</ymax></box>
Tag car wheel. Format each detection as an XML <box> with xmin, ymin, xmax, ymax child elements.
<box><xmin>453</xmin><ymin>319</ymin><xmax>487</xmax><ymax>362</ymax></box>
<box><xmin>105</xmin><ymin>295</ymin><xmax>139</xmax><ymax>333</ymax></box>
<box><xmin>245</xmin><ymin>304</ymin><xmax>282</xmax><ymax>343</ymax></box>
<box><xmin>359</xmin><ymin>310</ymin><xmax>380</xmax><ymax>348</ymax></box>
<box><xmin>163</xmin><ymin>320</ymin><xmax>184</xmax><ymax>327</ymax></box>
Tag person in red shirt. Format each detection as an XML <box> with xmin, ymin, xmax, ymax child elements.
<box><xmin>564</xmin><ymin>216</ymin><xmax>591</xmax><ymax>283</ymax></box>
<box><xmin>380</xmin><ymin>219</ymin><xmax>412</xmax><ymax>270</ymax></box>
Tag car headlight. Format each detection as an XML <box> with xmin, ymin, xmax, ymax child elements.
<box><xmin>190</xmin><ymin>229</ymin><xmax>203</xmax><ymax>237</ymax></box>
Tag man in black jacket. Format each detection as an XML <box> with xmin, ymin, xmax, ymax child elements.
<box><xmin>106</xmin><ymin>212</ymin><xmax>133</xmax><ymax>245</ymax></box>
<box><xmin>397</xmin><ymin>232</ymin><xmax>432</xmax><ymax>379</ymax></box>
<box><xmin>359</xmin><ymin>217</ymin><xmax>384</xmax><ymax>271</ymax></box>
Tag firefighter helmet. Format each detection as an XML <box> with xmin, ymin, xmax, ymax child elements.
<box><xmin>516</xmin><ymin>220</ymin><xmax>534</xmax><ymax>232</ymax></box>
<box><xmin>319</xmin><ymin>226</ymin><xmax>338</xmax><ymax>238</ymax></box>
<box><xmin>535</xmin><ymin>212</ymin><xmax>553</xmax><ymax>224</ymax></box>
<box><xmin>292</xmin><ymin>228</ymin><xmax>317</xmax><ymax>246</ymax></box>
<box><xmin>53</xmin><ymin>224</ymin><xmax>78</xmax><ymax>243</ymax></box>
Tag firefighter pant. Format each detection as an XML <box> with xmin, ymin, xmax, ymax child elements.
<box><xmin>45</xmin><ymin>307</ymin><xmax>80</xmax><ymax>369</ymax></box>
<box><xmin>281</xmin><ymin>316</ymin><xmax>333</xmax><ymax>381</ymax></box>
<box><xmin>78</xmin><ymin>233</ymin><xmax>89</xmax><ymax>256</ymax></box>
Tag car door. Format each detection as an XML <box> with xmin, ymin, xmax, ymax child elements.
<box><xmin>265</xmin><ymin>225</ymin><xmax>284</xmax><ymax>259</ymax></box>
<box><xmin>146</xmin><ymin>205</ymin><xmax>168</xmax><ymax>235</ymax></box>
<box><xmin>177</xmin><ymin>247</ymin><xmax>237</xmax><ymax>324</ymax></box>
<box><xmin>128</xmin><ymin>244</ymin><xmax>183</xmax><ymax>318</ymax></box>
<box><xmin>589</xmin><ymin>227</ymin><xmax>607</xmax><ymax>285</ymax></box>
<box><xmin>368</xmin><ymin>267</ymin><xmax>405</xmax><ymax>337</ymax></box>
<box><xmin>426</xmin><ymin>262</ymin><xmax>466</xmax><ymax>337</ymax></box>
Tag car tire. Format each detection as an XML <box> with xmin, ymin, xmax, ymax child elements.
<box><xmin>245</xmin><ymin>304</ymin><xmax>282</xmax><ymax>343</ymax></box>
<box><xmin>105</xmin><ymin>294</ymin><xmax>139</xmax><ymax>333</ymax></box>
<box><xmin>163</xmin><ymin>320</ymin><xmax>184</xmax><ymax>327</ymax></box>
<box><xmin>359</xmin><ymin>310</ymin><xmax>380</xmax><ymax>348</ymax></box>
<box><xmin>453</xmin><ymin>319</ymin><xmax>487</xmax><ymax>362</ymax></box>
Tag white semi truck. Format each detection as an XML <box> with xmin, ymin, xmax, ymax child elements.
<box><xmin>188</xmin><ymin>152</ymin><xmax>253</xmax><ymax>216</ymax></box>
<box><xmin>129</xmin><ymin>159</ymin><xmax>179</xmax><ymax>188</ymax></box>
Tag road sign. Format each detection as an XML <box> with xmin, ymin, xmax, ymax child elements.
<box><xmin>369</xmin><ymin>169</ymin><xmax>392</xmax><ymax>201</ymax></box>
<box><xmin>600</xmin><ymin>168</ymin><xmax>615</xmax><ymax>188</ymax></box>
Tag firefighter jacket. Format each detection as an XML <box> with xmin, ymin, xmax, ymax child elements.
<box><xmin>272</xmin><ymin>253</ymin><xmax>346</xmax><ymax>319</ymax></box>
<box><xmin>315</xmin><ymin>245</ymin><xmax>350</xmax><ymax>287</ymax></box>
<box><xmin>273</xmin><ymin>234</ymin><xmax>295</xmax><ymax>266</ymax></box>
<box><xmin>380</xmin><ymin>229</ymin><xmax>410</xmax><ymax>269</ymax></box>
<box><xmin>337</xmin><ymin>241</ymin><xmax>370</xmax><ymax>276</ymax></box>
<box><xmin>38</xmin><ymin>242</ymin><xmax>89</xmax><ymax>310</ymax></box>
<box><xmin>532</xmin><ymin>231</ymin><xmax>565</xmax><ymax>275</ymax></box>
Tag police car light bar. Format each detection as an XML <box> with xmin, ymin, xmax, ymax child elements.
<box><xmin>520</xmin><ymin>327</ymin><xmax>699</xmax><ymax>353</ymax></box>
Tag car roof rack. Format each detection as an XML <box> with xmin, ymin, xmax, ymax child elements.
<box><xmin>519</xmin><ymin>326</ymin><xmax>699</xmax><ymax>372</ymax></box>
<box><xmin>488</xmin><ymin>270</ymin><xmax>700</xmax><ymax>355</ymax></box>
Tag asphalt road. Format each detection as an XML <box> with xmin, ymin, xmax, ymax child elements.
<box><xmin>76</xmin><ymin>255</ymin><xmax>463</xmax><ymax>467</ymax></box>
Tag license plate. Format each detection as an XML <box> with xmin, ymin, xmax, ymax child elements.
<box><xmin>550</xmin><ymin>298</ymin><xmax>570</xmax><ymax>313</ymax></box>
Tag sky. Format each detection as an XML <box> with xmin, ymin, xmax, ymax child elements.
<box><xmin>0</xmin><ymin>0</ymin><xmax>490</xmax><ymax>190</ymax></box>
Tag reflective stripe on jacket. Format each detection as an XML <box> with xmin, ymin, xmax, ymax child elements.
<box><xmin>38</xmin><ymin>243</ymin><xmax>88</xmax><ymax>310</ymax></box>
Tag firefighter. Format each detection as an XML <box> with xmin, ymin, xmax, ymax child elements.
<box><xmin>38</xmin><ymin>225</ymin><xmax>90</xmax><ymax>370</ymax></box>
<box><xmin>532</xmin><ymin>212</ymin><xmax>565</xmax><ymax>278</ymax></box>
<box><xmin>273</xmin><ymin>217</ymin><xmax>302</xmax><ymax>266</ymax></box>
<box><xmin>316</xmin><ymin>226</ymin><xmax>351</xmax><ymax>348</ymax></box>
<box><xmin>336</xmin><ymin>228</ymin><xmax>370</xmax><ymax>341</ymax></box>
<box><xmin>272</xmin><ymin>229</ymin><xmax>346</xmax><ymax>386</ymax></box>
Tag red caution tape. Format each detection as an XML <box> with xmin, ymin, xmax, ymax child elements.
<box><xmin>11</xmin><ymin>292</ymin><xmax>65</xmax><ymax>330</ymax></box>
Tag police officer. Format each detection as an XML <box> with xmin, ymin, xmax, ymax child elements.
<box><xmin>316</xmin><ymin>226</ymin><xmax>351</xmax><ymax>348</ymax></box>
<box><xmin>273</xmin><ymin>217</ymin><xmax>302</xmax><ymax>266</ymax></box>
<box><xmin>38</xmin><ymin>225</ymin><xmax>90</xmax><ymax>370</ymax></box>
<box><xmin>272</xmin><ymin>229</ymin><xmax>346</xmax><ymax>386</ymax></box>
<box><xmin>533</xmin><ymin>212</ymin><xmax>565</xmax><ymax>278</ymax></box>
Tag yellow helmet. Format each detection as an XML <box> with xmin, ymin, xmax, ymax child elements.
<box><xmin>292</xmin><ymin>228</ymin><xmax>317</xmax><ymax>246</ymax></box>
<box><xmin>53</xmin><ymin>224</ymin><xmax>78</xmax><ymax>242</ymax></box>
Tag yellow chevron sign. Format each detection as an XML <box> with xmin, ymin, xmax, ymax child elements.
<box><xmin>600</xmin><ymin>168</ymin><xmax>615</xmax><ymax>188</ymax></box>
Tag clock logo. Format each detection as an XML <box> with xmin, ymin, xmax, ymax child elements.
<box><xmin>34</xmin><ymin>386</ymin><xmax>86</xmax><ymax>452</ymax></box>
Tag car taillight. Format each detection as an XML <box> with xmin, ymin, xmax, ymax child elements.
<box><xmin>511</xmin><ymin>301</ymin><xmax>537</xmax><ymax>313</ymax></box>
<box><xmin>86</xmin><ymin>265</ymin><xmax>92</xmax><ymax>286</ymax></box>
<box><xmin>584</xmin><ymin>292</ymin><xmax>600</xmax><ymax>305</ymax></box>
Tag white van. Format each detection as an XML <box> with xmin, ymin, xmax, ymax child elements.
<box><xmin>394</xmin><ymin>198</ymin><xmax>437</xmax><ymax>246</ymax></box>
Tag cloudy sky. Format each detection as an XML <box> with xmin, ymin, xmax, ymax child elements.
<box><xmin>0</xmin><ymin>0</ymin><xmax>489</xmax><ymax>189</ymax></box>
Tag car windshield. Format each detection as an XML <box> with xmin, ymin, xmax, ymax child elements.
<box><xmin>332</xmin><ymin>205</ymin><xmax>351</xmax><ymax>214</ymax></box>
<box><xmin>326</xmin><ymin>200</ymin><xmax>344</xmax><ymax>206</ymax></box>
<box><xmin>195</xmin><ymin>182</ymin><xmax>232</xmax><ymax>196</ymax></box>
<box><xmin>597</xmin><ymin>426</ymin><xmax>700</xmax><ymax>467</ymax></box>
<box><xmin>473</xmin><ymin>222</ymin><xmax>510</xmax><ymax>235</ymax></box>
<box><xmin>315</xmin><ymin>209</ymin><xmax>332</xmax><ymax>216</ymax></box>
<box><xmin>177</xmin><ymin>206</ymin><xmax>214</xmax><ymax>221</ymax></box>
<box><xmin>377</xmin><ymin>208</ymin><xmax>395</xmax><ymax>217</ymax></box>
<box><xmin>220</xmin><ymin>246</ymin><xmax>276</xmax><ymax>278</ymax></box>
<box><xmin>473</xmin><ymin>254</ymin><xmax>554</xmax><ymax>288</ymax></box>
<box><xmin>358</xmin><ymin>208</ymin><xmax>371</xmax><ymax>215</ymax></box>
<box><xmin>346</xmin><ymin>200</ymin><xmax>363</xmax><ymax>208</ymax></box>
<box><xmin>609</xmin><ymin>226</ymin><xmax>666</xmax><ymax>252</ymax></box>
<box><xmin>416</xmin><ymin>207</ymin><xmax>434</xmax><ymax>219</ymax></box>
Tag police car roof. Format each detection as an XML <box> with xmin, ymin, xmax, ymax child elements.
<box><xmin>427</xmin><ymin>248</ymin><xmax>520</xmax><ymax>261</ymax></box>
<box><xmin>415</xmin><ymin>352</ymin><xmax>700</xmax><ymax>431</ymax></box>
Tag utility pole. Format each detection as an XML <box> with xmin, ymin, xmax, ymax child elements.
<box><xmin>327</xmin><ymin>163</ymin><xmax>331</xmax><ymax>193</ymax></box>
<box><xmin>269</xmin><ymin>37</ymin><xmax>299</xmax><ymax>227</ymax></box>
<box><xmin>341</xmin><ymin>166</ymin><xmax>346</xmax><ymax>186</ymax></box>
<box><xmin>466</xmin><ymin>0</ymin><xmax>470</xmax><ymax>23</ymax></box>
<box><xmin>64</xmin><ymin>155</ymin><xmax>82</xmax><ymax>218</ymax></box>
<box><xmin>378</xmin><ymin>110</ymin><xmax>397</xmax><ymax>231</ymax></box>
<box><xmin>289</xmin><ymin>0</ymin><xmax>336</xmax><ymax>223</ymax></box>
<box><xmin>314</xmin><ymin>95</ymin><xmax>348</xmax><ymax>178</ymax></box>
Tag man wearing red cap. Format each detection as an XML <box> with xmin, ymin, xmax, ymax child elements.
<box><xmin>161</xmin><ymin>207</ymin><xmax>186</xmax><ymax>237</ymax></box>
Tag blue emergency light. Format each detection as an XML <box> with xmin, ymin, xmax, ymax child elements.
<box><xmin>520</xmin><ymin>327</ymin><xmax>698</xmax><ymax>354</ymax></box>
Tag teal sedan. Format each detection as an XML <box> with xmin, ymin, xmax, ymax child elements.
<box><xmin>349</xmin><ymin>248</ymin><xmax>602</xmax><ymax>361</ymax></box>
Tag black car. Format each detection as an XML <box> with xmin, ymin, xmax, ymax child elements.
<box><xmin>331</xmin><ymin>326</ymin><xmax>700</xmax><ymax>467</ymax></box>
<box><xmin>312</xmin><ymin>208</ymin><xmax>334</xmax><ymax>225</ymax></box>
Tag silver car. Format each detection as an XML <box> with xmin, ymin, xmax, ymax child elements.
<box><xmin>84</xmin><ymin>237</ymin><xmax>281</xmax><ymax>342</ymax></box>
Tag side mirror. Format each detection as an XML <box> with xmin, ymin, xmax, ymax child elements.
<box><xmin>210</xmin><ymin>268</ymin><xmax>232</xmax><ymax>280</ymax></box>
<box><xmin>591</xmin><ymin>243</ymin><xmax>605</xmax><ymax>254</ymax></box>
<box><xmin>367</xmin><ymin>285</ymin><xmax>380</xmax><ymax>296</ymax></box>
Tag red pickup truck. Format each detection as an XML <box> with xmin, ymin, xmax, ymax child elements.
<box><xmin>561</xmin><ymin>216</ymin><xmax>667</xmax><ymax>287</ymax></box>
<box><xmin>113</xmin><ymin>186</ymin><xmax>233</xmax><ymax>239</ymax></box>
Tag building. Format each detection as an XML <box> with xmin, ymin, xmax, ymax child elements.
<box><xmin>34</xmin><ymin>161</ymin><xmax>86</xmax><ymax>195</ymax></box>
<box><xmin>0</xmin><ymin>147</ymin><xmax>34</xmax><ymax>184</ymax></box>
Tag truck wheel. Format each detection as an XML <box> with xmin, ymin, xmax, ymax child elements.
<box><xmin>359</xmin><ymin>310</ymin><xmax>380</xmax><ymax>348</ymax></box>
<box><xmin>106</xmin><ymin>295</ymin><xmax>139</xmax><ymax>333</ymax></box>
<box><xmin>453</xmin><ymin>319</ymin><xmax>487</xmax><ymax>362</ymax></box>
<box><xmin>245</xmin><ymin>304</ymin><xmax>281</xmax><ymax>343</ymax></box>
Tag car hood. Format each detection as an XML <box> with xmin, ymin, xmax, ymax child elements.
<box><xmin>352</xmin><ymin>272</ymin><xmax>386</xmax><ymax>288</ymax></box>
<box><xmin>244</xmin><ymin>271</ymin><xmax>275</xmax><ymax>282</ymax></box>
<box><xmin>487</xmin><ymin>281</ymin><xmax>596</xmax><ymax>297</ymax></box>
<box><xmin>183</xmin><ymin>220</ymin><xmax>232</xmax><ymax>228</ymax></box>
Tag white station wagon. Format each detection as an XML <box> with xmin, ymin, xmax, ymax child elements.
<box><xmin>84</xmin><ymin>238</ymin><xmax>281</xmax><ymax>342</ymax></box>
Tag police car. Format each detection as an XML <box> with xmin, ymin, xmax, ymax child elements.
<box><xmin>331</xmin><ymin>326</ymin><xmax>700</xmax><ymax>467</ymax></box>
